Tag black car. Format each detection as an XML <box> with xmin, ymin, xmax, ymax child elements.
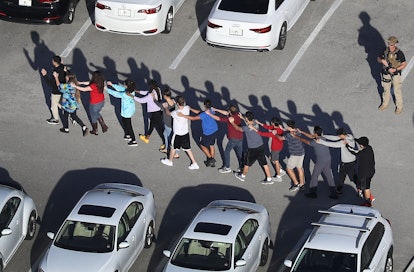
<box><xmin>0</xmin><ymin>0</ymin><xmax>79</xmax><ymax>24</ymax></box>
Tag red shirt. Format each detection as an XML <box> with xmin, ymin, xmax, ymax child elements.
<box><xmin>257</xmin><ymin>124</ymin><xmax>284</xmax><ymax>151</ymax></box>
<box><xmin>219</xmin><ymin>113</ymin><xmax>243</xmax><ymax>140</ymax></box>
<box><xmin>89</xmin><ymin>83</ymin><xmax>105</xmax><ymax>104</ymax></box>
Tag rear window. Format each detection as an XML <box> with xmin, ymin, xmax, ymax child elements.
<box><xmin>194</xmin><ymin>222</ymin><xmax>232</xmax><ymax>235</ymax></box>
<box><xmin>78</xmin><ymin>205</ymin><xmax>116</xmax><ymax>218</ymax></box>
<box><xmin>218</xmin><ymin>0</ymin><xmax>269</xmax><ymax>14</ymax></box>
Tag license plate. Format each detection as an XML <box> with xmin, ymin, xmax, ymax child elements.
<box><xmin>229</xmin><ymin>27</ymin><xmax>243</xmax><ymax>36</ymax></box>
<box><xmin>118</xmin><ymin>9</ymin><xmax>131</xmax><ymax>17</ymax></box>
<box><xmin>19</xmin><ymin>0</ymin><xmax>32</xmax><ymax>7</ymax></box>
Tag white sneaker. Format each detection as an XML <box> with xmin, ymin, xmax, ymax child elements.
<box><xmin>188</xmin><ymin>163</ymin><xmax>199</xmax><ymax>170</ymax></box>
<box><xmin>272</xmin><ymin>175</ymin><xmax>283</xmax><ymax>182</ymax></box>
<box><xmin>218</xmin><ymin>167</ymin><xmax>232</xmax><ymax>174</ymax></box>
<box><xmin>161</xmin><ymin>158</ymin><xmax>173</xmax><ymax>166</ymax></box>
<box><xmin>279</xmin><ymin>169</ymin><xmax>286</xmax><ymax>177</ymax></box>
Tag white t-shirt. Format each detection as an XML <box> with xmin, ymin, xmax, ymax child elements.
<box><xmin>171</xmin><ymin>105</ymin><xmax>190</xmax><ymax>136</ymax></box>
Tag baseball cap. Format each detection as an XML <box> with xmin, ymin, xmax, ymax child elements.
<box><xmin>387</xmin><ymin>36</ymin><xmax>398</xmax><ymax>45</ymax></box>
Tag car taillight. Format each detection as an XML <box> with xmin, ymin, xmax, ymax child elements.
<box><xmin>207</xmin><ymin>21</ymin><xmax>222</xmax><ymax>29</ymax></box>
<box><xmin>138</xmin><ymin>4</ymin><xmax>161</xmax><ymax>14</ymax></box>
<box><xmin>96</xmin><ymin>2</ymin><xmax>111</xmax><ymax>10</ymax></box>
<box><xmin>250</xmin><ymin>25</ymin><xmax>271</xmax><ymax>33</ymax></box>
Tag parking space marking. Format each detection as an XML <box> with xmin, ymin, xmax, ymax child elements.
<box><xmin>278</xmin><ymin>0</ymin><xmax>343</xmax><ymax>82</ymax></box>
<box><xmin>169</xmin><ymin>19</ymin><xmax>208</xmax><ymax>70</ymax></box>
<box><xmin>60</xmin><ymin>18</ymin><xmax>92</xmax><ymax>58</ymax></box>
<box><xmin>402</xmin><ymin>56</ymin><xmax>413</xmax><ymax>82</ymax></box>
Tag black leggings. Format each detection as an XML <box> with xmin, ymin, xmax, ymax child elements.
<box><xmin>122</xmin><ymin>117</ymin><xmax>135</xmax><ymax>141</ymax></box>
<box><xmin>148</xmin><ymin>111</ymin><xmax>165</xmax><ymax>144</ymax></box>
<box><xmin>62</xmin><ymin>110</ymin><xmax>85</xmax><ymax>129</ymax></box>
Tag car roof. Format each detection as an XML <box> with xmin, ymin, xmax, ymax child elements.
<box><xmin>304</xmin><ymin>204</ymin><xmax>384</xmax><ymax>253</ymax></box>
<box><xmin>182</xmin><ymin>200</ymin><xmax>266</xmax><ymax>243</ymax></box>
<box><xmin>66</xmin><ymin>183</ymin><xmax>152</xmax><ymax>225</ymax></box>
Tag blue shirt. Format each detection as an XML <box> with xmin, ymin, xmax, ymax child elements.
<box><xmin>199</xmin><ymin>111</ymin><xmax>218</xmax><ymax>136</ymax></box>
<box><xmin>59</xmin><ymin>83</ymin><xmax>78</xmax><ymax>113</ymax></box>
<box><xmin>107</xmin><ymin>84</ymin><xmax>136</xmax><ymax>118</ymax></box>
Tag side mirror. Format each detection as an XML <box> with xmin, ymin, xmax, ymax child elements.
<box><xmin>118</xmin><ymin>241</ymin><xmax>130</xmax><ymax>249</ymax></box>
<box><xmin>47</xmin><ymin>232</ymin><xmax>55</xmax><ymax>240</ymax></box>
<box><xmin>235</xmin><ymin>259</ymin><xmax>247</xmax><ymax>267</ymax></box>
<box><xmin>1</xmin><ymin>228</ymin><xmax>12</xmax><ymax>236</ymax></box>
<box><xmin>284</xmin><ymin>259</ymin><xmax>293</xmax><ymax>268</ymax></box>
<box><xmin>163</xmin><ymin>250</ymin><xmax>171</xmax><ymax>258</ymax></box>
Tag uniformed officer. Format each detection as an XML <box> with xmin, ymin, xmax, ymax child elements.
<box><xmin>377</xmin><ymin>36</ymin><xmax>407</xmax><ymax>114</ymax></box>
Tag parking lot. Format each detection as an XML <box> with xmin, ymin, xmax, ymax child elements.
<box><xmin>0</xmin><ymin>0</ymin><xmax>413</xmax><ymax>271</ymax></box>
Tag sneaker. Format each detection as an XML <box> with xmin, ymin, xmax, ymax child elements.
<box><xmin>139</xmin><ymin>134</ymin><xmax>149</xmax><ymax>144</ymax></box>
<box><xmin>128</xmin><ymin>141</ymin><xmax>138</xmax><ymax>147</ymax></box>
<box><xmin>188</xmin><ymin>163</ymin><xmax>200</xmax><ymax>170</ymax></box>
<box><xmin>159</xmin><ymin>144</ymin><xmax>166</xmax><ymax>150</ymax></box>
<box><xmin>210</xmin><ymin>158</ymin><xmax>216</xmax><ymax>167</ymax></box>
<box><xmin>161</xmin><ymin>158</ymin><xmax>173</xmax><ymax>166</ymax></box>
<box><xmin>369</xmin><ymin>194</ymin><xmax>376</xmax><ymax>203</ymax></box>
<box><xmin>272</xmin><ymin>175</ymin><xmax>283</xmax><ymax>182</ymax></box>
<box><xmin>47</xmin><ymin>118</ymin><xmax>59</xmax><ymax>125</ymax></box>
<box><xmin>279</xmin><ymin>169</ymin><xmax>286</xmax><ymax>177</ymax></box>
<box><xmin>299</xmin><ymin>184</ymin><xmax>306</xmax><ymax>191</ymax></box>
<box><xmin>124</xmin><ymin>135</ymin><xmax>131</xmax><ymax>141</ymax></box>
<box><xmin>234</xmin><ymin>172</ymin><xmax>245</xmax><ymax>182</ymax></box>
<box><xmin>204</xmin><ymin>158</ymin><xmax>212</xmax><ymax>167</ymax></box>
<box><xmin>82</xmin><ymin>126</ymin><xmax>89</xmax><ymax>136</ymax></box>
<box><xmin>59</xmin><ymin>128</ymin><xmax>69</xmax><ymax>133</ymax></box>
<box><xmin>261</xmin><ymin>179</ymin><xmax>274</xmax><ymax>185</ymax></box>
<box><xmin>395</xmin><ymin>107</ymin><xmax>402</xmax><ymax>114</ymax></box>
<box><xmin>218</xmin><ymin>167</ymin><xmax>232</xmax><ymax>174</ymax></box>
<box><xmin>289</xmin><ymin>184</ymin><xmax>299</xmax><ymax>192</ymax></box>
<box><xmin>378</xmin><ymin>104</ymin><xmax>388</xmax><ymax>111</ymax></box>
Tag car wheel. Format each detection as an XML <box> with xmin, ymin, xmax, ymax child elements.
<box><xmin>384</xmin><ymin>248</ymin><xmax>393</xmax><ymax>272</ymax></box>
<box><xmin>144</xmin><ymin>222</ymin><xmax>154</xmax><ymax>248</ymax></box>
<box><xmin>162</xmin><ymin>8</ymin><xmax>173</xmax><ymax>34</ymax></box>
<box><xmin>259</xmin><ymin>239</ymin><xmax>269</xmax><ymax>266</ymax></box>
<box><xmin>276</xmin><ymin>23</ymin><xmax>287</xmax><ymax>50</ymax></box>
<box><xmin>25</xmin><ymin>211</ymin><xmax>37</xmax><ymax>240</ymax></box>
<box><xmin>64</xmin><ymin>1</ymin><xmax>76</xmax><ymax>24</ymax></box>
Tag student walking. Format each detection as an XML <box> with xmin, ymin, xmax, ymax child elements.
<box><xmin>160</xmin><ymin>96</ymin><xmax>199</xmax><ymax>170</ymax></box>
<box><xmin>155</xmin><ymin>87</ymin><xmax>176</xmax><ymax>154</ymax></box>
<box><xmin>106</xmin><ymin>79</ymin><xmax>138</xmax><ymax>146</ymax></box>
<box><xmin>231</xmin><ymin>112</ymin><xmax>273</xmax><ymax>185</ymax></box>
<box><xmin>75</xmin><ymin>70</ymin><xmax>108</xmax><ymax>135</ymax></box>
<box><xmin>54</xmin><ymin>71</ymin><xmax>88</xmax><ymax>136</ymax></box>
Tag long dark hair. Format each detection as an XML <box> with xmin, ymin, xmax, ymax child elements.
<box><xmin>124</xmin><ymin>79</ymin><xmax>136</xmax><ymax>96</ymax></box>
<box><xmin>149</xmin><ymin>80</ymin><xmax>162</xmax><ymax>102</ymax></box>
<box><xmin>90</xmin><ymin>70</ymin><xmax>105</xmax><ymax>93</ymax></box>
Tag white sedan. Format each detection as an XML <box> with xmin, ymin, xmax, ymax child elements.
<box><xmin>38</xmin><ymin>183</ymin><xmax>156</xmax><ymax>272</ymax></box>
<box><xmin>206</xmin><ymin>0</ymin><xmax>312</xmax><ymax>51</ymax></box>
<box><xmin>0</xmin><ymin>183</ymin><xmax>37</xmax><ymax>271</ymax></box>
<box><xmin>94</xmin><ymin>0</ymin><xmax>186</xmax><ymax>35</ymax></box>
<box><xmin>162</xmin><ymin>200</ymin><xmax>272</xmax><ymax>272</ymax></box>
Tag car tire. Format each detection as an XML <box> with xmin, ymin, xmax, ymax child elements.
<box><xmin>276</xmin><ymin>23</ymin><xmax>287</xmax><ymax>50</ymax></box>
<box><xmin>162</xmin><ymin>8</ymin><xmax>173</xmax><ymax>34</ymax></box>
<box><xmin>144</xmin><ymin>222</ymin><xmax>154</xmax><ymax>248</ymax></box>
<box><xmin>64</xmin><ymin>1</ymin><xmax>76</xmax><ymax>24</ymax></box>
<box><xmin>259</xmin><ymin>239</ymin><xmax>269</xmax><ymax>266</ymax></box>
<box><xmin>384</xmin><ymin>247</ymin><xmax>393</xmax><ymax>272</ymax></box>
<box><xmin>25</xmin><ymin>210</ymin><xmax>37</xmax><ymax>240</ymax></box>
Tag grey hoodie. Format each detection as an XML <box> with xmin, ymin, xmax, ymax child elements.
<box><xmin>318</xmin><ymin>134</ymin><xmax>356</xmax><ymax>163</ymax></box>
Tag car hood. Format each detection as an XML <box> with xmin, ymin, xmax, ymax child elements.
<box><xmin>42</xmin><ymin>246</ymin><xmax>114</xmax><ymax>272</ymax></box>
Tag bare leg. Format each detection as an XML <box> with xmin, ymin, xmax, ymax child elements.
<box><xmin>287</xmin><ymin>168</ymin><xmax>299</xmax><ymax>185</ymax></box>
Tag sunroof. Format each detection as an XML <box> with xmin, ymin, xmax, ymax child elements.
<box><xmin>78</xmin><ymin>205</ymin><xmax>116</xmax><ymax>218</ymax></box>
<box><xmin>194</xmin><ymin>222</ymin><xmax>232</xmax><ymax>235</ymax></box>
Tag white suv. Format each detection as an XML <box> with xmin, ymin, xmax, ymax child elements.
<box><xmin>284</xmin><ymin>204</ymin><xmax>393</xmax><ymax>272</ymax></box>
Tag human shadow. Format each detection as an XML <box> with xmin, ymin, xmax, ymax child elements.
<box><xmin>147</xmin><ymin>183</ymin><xmax>256</xmax><ymax>272</ymax></box>
<box><xmin>0</xmin><ymin>167</ymin><xmax>24</xmax><ymax>191</ymax></box>
<box><xmin>266</xmin><ymin>184</ymin><xmax>362</xmax><ymax>272</ymax></box>
<box><xmin>357</xmin><ymin>11</ymin><xmax>386</xmax><ymax>98</ymax></box>
<box><xmin>23</xmin><ymin>31</ymin><xmax>55</xmax><ymax>119</ymax></box>
<box><xmin>30</xmin><ymin>168</ymin><xmax>142</xmax><ymax>267</ymax></box>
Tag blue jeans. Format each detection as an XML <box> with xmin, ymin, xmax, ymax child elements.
<box><xmin>89</xmin><ymin>101</ymin><xmax>104</xmax><ymax>123</ymax></box>
<box><xmin>224</xmin><ymin>138</ymin><xmax>243</xmax><ymax>168</ymax></box>
<box><xmin>163</xmin><ymin>124</ymin><xmax>172</xmax><ymax>149</ymax></box>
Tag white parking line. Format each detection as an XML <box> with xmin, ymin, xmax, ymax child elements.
<box><xmin>402</xmin><ymin>56</ymin><xmax>413</xmax><ymax>82</ymax></box>
<box><xmin>169</xmin><ymin>18</ymin><xmax>208</xmax><ymax>70</ymax></box>
<box><xmin>278</xmin><ymin>0</ymin><xmax>343</xmax><ymax>82</ymax></box>
<box><xmin>60</xmin><ymin>18</ymin><xmax>92</xmax><ymax>58</ymax></box>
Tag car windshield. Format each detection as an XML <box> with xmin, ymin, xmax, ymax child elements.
<box><xmin>171</xmin><ymin>238</ymin><xmax>232</xmax><ymax>271</ymax></box>
<box><xmin>54</xmin><ymin>220</ymin><xmax>115</xmax><ymax>253</ymax></box>
<box><xmin>292</xmin><ymin>248</ymin><xmax>357</xmax><ymax>272</ymax></box>
<box><xmin>218</xmin><ymin>0</ymin><xmax>269</xmax><ymax>14</ymax></box>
